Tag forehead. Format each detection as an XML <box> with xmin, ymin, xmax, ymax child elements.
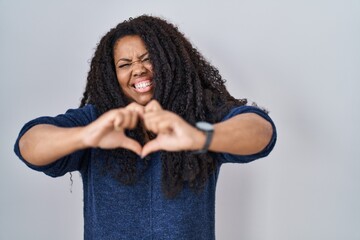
<box><xmin>113</xmin><ymin>35</ymin><xmax>147</xmax><ymax>57</ymax></box>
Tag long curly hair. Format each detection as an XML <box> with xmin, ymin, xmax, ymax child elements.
<box><xmin>80</xmin><ymin>15</ymin><xmax>247</xmax><ymax>198</ymax></box>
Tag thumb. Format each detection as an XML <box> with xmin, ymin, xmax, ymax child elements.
<box><xmin>141</xmin><ymin>139</ymin><xmax>161</xmax><ymax>158</ymax></box>
<box><xmin>121</xmin><ymin>136</ymin><xmax>143</xmax><ymax>156</ymax></box>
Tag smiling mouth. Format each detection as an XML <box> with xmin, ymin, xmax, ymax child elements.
<box><xmin>132</xmin><ymin>80</ymin><xmax>153</xmax><ymax>93</ymax></box>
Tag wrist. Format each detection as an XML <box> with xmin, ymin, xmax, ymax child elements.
<box><xmin>191</xmin><ymin>121</ymin><xmax>214</xmax><ymax>154</ymax></box>
<box><xmin>191</xmin><ymin>128</ymin><xmax>207</xmax><ymax>151</ymax></box>
<box><xmin>78</xmin><ymin>126</ymin><xmax>94</xmax><ymax>149</ymax></box>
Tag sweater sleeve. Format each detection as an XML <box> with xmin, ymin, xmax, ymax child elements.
<box><xmin>216</xmin><ymin>105</ymin><xmax>277</xmax><ymax>164</ymax></box>
<box><xmin>13</xmin><ymin>104</ymin><xmax>98</xmax><ymax>177</ymax></box>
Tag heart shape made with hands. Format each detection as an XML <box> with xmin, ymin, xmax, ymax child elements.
<box><xmin>109</xmin><ymin>100</ymin><xmax>201</xmax><ymax>158</ymax></box>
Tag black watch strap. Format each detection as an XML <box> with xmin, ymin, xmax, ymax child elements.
<box><xmin>192</xmin><ymin>121</ymin><xmax>214</xmax><ymax>154</ymax></box>
<box><xmin>202</xmin><ymin>130</ymin><xmax>213</xmax><ymax>152</ymax></box>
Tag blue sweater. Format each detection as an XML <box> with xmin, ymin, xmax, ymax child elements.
<box><xmin>14</xmin><ymin>105</ymin><xmax>276</xmax><ymax>240</ymax></box>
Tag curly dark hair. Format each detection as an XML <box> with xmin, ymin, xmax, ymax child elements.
<box><xmin>80</xmin><ymin>15</ymin><xmax>247</xmax><ymax>198</ymax></box>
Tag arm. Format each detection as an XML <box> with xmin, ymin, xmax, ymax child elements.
<box><xmin>19</xmin><ymin>125</ymin><xmax>87</xmax><ymax>167</ymax></box>
<box><xmin>209</xmin><ymin>113</ymin><xmax>273</xmax><ymax>155</ymax></box>
<box><xmin>141</xmin><ymin>100</ymin><xmax>275</xmax><ymax>157</ymax></box>
<box><xmin>18</xmin><ymin>105</ymin><xmax>143</xmax><ymax>167</ymax></box>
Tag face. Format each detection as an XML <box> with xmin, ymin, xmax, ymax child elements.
<box><xmin>113</xmin><ymin>35</ymin><xmax>154</xmax><ymax>106</ymax></box>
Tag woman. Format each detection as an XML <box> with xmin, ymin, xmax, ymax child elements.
<box><xmin>15</xmin><ymin>15</ymin><xmax>276</xmax><ymax>239</ymax></box>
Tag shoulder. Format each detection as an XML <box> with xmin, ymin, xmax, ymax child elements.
<box><xmin>63</xmin><ymin>104</ymin><xmax>99</xmax><ymax>123</ymax></box>
<box><xmin>20</xmin><ymin>104</ymin><xmax>99</xmax><ymax>130</ymax></box>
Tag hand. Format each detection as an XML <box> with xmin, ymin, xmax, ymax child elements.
<box><xmin>141</xmin><ymin>100</ymin><xmax>205</xmax><ymax>157</ymax></box>
<box><xmin>82</xmin><ymin>103</ymin><xmax>145</xmax><ymax>155</ymax></box>
<box><xmin>82</xmin><ymin>100</ymin><xmax>204</xmax><ymax>157</ymax></box>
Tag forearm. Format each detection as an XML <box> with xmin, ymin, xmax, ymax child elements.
<box><xmin>19</xmin><ymin>124</ymin><xmax>86</xmax><ymax>166</ymax></box>
<box><xmin>209</xmin><ymin>113</ymin><xmax>273</xmax><ymax>155</ymax></box>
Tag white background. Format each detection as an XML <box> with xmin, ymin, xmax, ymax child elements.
<box><xmin>1</xmin><ymin>0</ymin><xmax>359</xmax><ymax>239</ymax></box>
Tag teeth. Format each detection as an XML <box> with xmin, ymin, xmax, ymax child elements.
<box><xmin>134</xmin><ymin>81</ymin><xmax>151</xmax><ymax>89</ymax></box>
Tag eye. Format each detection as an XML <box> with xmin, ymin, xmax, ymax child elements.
<box><xmin>119</xmin><ymin>63</ymin><xmax>131</xmax><ymax>68</ymax></box>
<box><xmin>142</xmin><ymin>57</ymin><xmax>151</xmax><ymax>65</ymax></box>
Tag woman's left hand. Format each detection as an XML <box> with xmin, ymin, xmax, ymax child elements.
<box><xmin>141</xmin><ymin>100</ymin><xmax>205</xmax><ymax>157</ymax></box>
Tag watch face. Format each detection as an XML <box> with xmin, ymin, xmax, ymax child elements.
<box><xmin>196</xmin><ymin>121</ymin><xmax>214</xmax><ymax>131</ymax></box>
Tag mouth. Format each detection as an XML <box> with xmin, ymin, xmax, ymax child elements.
<box><xmin>132</xmin><ymin>79</ymin><xmax>153</xmax><ymax>93</ymax></box>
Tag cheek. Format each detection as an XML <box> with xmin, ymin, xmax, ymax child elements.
<box><xmin>116</xmin><ymin>72</ymin><xmax>129</xmax><ymax>87</ymax></box>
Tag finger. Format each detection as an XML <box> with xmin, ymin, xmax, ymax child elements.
<box><xmin>123</xmin><ymin>109</ymin><xmax>136</xmax><ymax>129</ymax></box>
<box><xmin>156</xmin><ymin>119</ymin><xmax>173</xmax><ymax>134</ymax></box>
<box><xmin>145</xmin><ymin>100</ymin><xmax>162</xmax><ymax>113</ymax></box>
<box><xmin>126</xmin><ymin>102</ymin><xmax>145</xmax><ymax>118</ymax></box>
<box><xmin>141</xmin><ymin>139</ymin><xmax>161</xmax><ymax>158</ymax></box>
<box><xmin>119</xmin><ymin>109</ymin><xmax>132</xmax><ymax>129</ymax></box>
<box><xmin>129</xmin><ymin>110</ymin><xmax>139</xmax><ymax>129</ymax></box>
<box><xmin>148</xmin><ymin>116</ymin><xmax>159</xmax><ymax>134</ymax></box>
<box><xmin>144</xmin><ymin>113</ymin><xmax>164</xmax><ymax>134</ymax></box>
<box><xmin>113</xmin><ymin>112</ymin><xmax>123</xmax><ymax>131</ymax></box>
<box><xmin>143</xmin><ymin>112</ymin><xmax>157</xmax><ymax>133</ymax></box>
<box><xmin>121</xmin><ymin>136</ymin><xmax>143</xmax><ymax>156</ymax></box>
<box><xmin>146</xmin><ymin>115</ymin><xmax>172</xmax><ymax>134</ymax></box>
<box><xmin>143</xmin><ymin>111</ymin><xmax>173</xmax><ymax>134</ymax></box>
<box><xmin>143</xmin><ymin>111</ymin><xmax>164</xmax><ymax>130</ymax></box>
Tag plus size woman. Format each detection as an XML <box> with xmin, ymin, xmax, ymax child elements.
<box><xmin>15</xmin><ymin>15</ymin><xmax>277</xmax><ymax>240</ymax></box>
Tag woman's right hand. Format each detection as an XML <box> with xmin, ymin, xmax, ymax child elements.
<box><xmin>82</xmin><ymin>103</ymin><xmax>144</xmax><ymax>155</ymax></box>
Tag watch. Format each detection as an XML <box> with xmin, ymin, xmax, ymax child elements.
<box><xmin>193</xmin><ymin>121</ymin><xmax>214</xmax><ymax>154</ymax></box>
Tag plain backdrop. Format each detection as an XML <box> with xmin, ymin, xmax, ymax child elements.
<box><xmin>1</xmin><ymin>0</ymin><xmax>359</xmax><ymax>239</ymax></box>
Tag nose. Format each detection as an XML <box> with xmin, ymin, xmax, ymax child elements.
<box><xmin>132</xmin><ymin>60</ymin><xmax>147</xmax><ymax>77</ymax></box>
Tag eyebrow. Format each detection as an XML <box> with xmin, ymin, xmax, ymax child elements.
<box><xmin>115</xmin><ymin>52</ymin><xmax>149</xmax><ymax>65</ymax></box>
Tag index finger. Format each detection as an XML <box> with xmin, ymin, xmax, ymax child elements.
<box><xmin>126</xmin><ymin>102</ymin><xmax>145</xmax><ymax>117</ymax></box>
<box><xmin>145</xmin><ymin>100</ymin><xmax>162</xmax><ymax>113</ymax></box>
